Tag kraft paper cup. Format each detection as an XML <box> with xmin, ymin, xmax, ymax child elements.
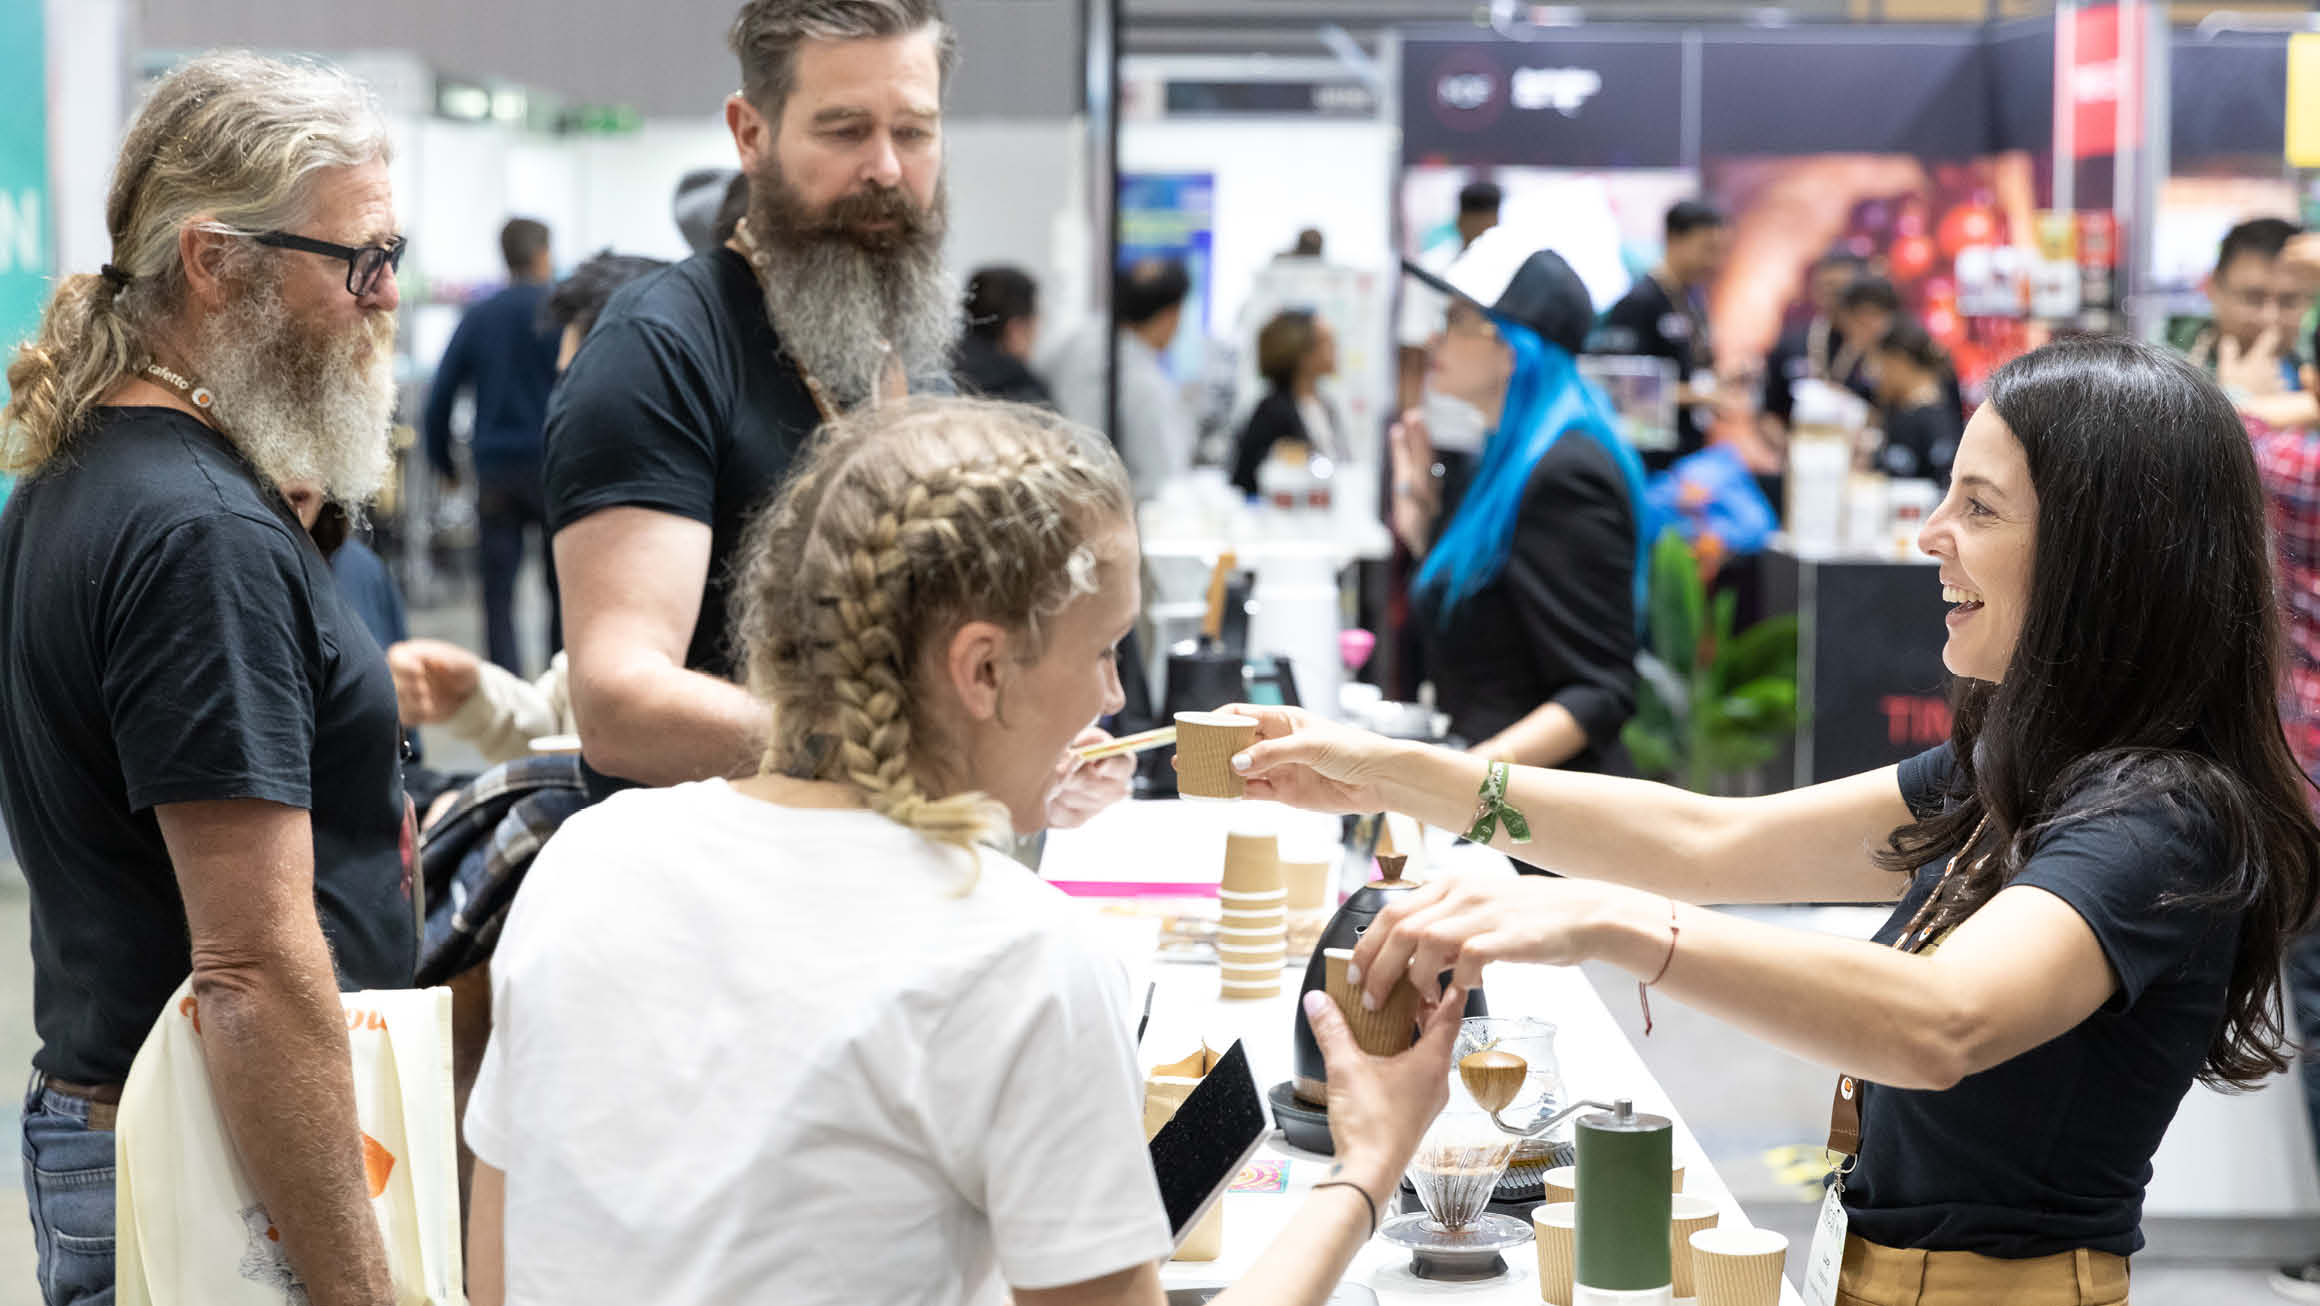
<box><xmin>1691</xmin><ymin>1226</ymin><xmax>1788</xmax><ymax>1306</ymax></box>
<box><xmin>1281</xmin><ymin>859</ymin><xmax>1332</xmax><ymax>910</ymax></box>
<box><xmin>1322</xmin><ymin>948</ymin><xmax>1419</xmax><ymax>1056</ymax></box>
<box><xmin>1542</xmin><ymin>1164</ymin><xmax>1577</xmax><ymax>1206</ymax></box>
<box><xmin>1176</xmin><ymin>711</ymin><xmax>1259</xmax><ymax>800</ymax></box>
<box><xmin>1220</xmin><ymin>975</ymin><xmax>1282</xmax><ymax>1001</ymax></box>
<box><xmin>1216</xmin><ymin>944</ymin><xmax>1285</xmax><ymax>965</ymax></box>
<box><xmin>1218</xmin><ymin>887</ymin><xmax>1286</xmax><ymax>908</ymax></box>
<box><xmin>1218</xmin><ymin>913</ymin><xmax>1286</xmax><ymax>936</ymax></box>
<box><xmin>1673</xmin><ymin>1161</ymin><xmax>1687</xmax><ymax>1194</ymax></box>
<box><xmin>1219</xmin><ymin>831</ymin><xmax>1282</xmax><ymax>894</ymax></box>
<box><xmin>1532</xmin><ymin>1201</ymin><xmax>1576</xmax><ymax>1306</ymax></box>
<box><xmin>1669</xmin><ymin>1195</ymin><xmax>1722</xmax><ymax>1297</ymax></box>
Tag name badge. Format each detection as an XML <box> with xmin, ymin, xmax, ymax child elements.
<box><xmin>1800</xmin><ymin>1179</ymin><xmax>1849</xmax><ymax>1306</ymax></box>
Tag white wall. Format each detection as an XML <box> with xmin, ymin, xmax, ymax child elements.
<box><xmin>1118</xmin><ymin>117</ymin><xmax>1395</xmax><ymax>338</ymax></box>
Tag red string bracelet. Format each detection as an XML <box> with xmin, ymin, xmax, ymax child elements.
<box><xmin>1638</xmin><ymin>898</ymin><xmax>1681</xmax><ymax>1037</ymax></box>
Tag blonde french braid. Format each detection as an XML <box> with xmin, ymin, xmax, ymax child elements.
<box><xmin>734</xmin><ymin>396</ymin><xmax>1134</xmax><ymax>858</ymax></box>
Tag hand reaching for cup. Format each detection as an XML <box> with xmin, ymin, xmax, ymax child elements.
<box><xmin>1217</xmin><ymin>704</ymin><xmax>1412</xmax><ymax>814</ymax></box>
<box><xmin>1045</xmin><ymin>725</ymin><xmax>1135</xmax><ymax>829</ymax></box>
<box><xmin>1349</xmin><ymin>875</ymin><xmax>1619</xmax><ymax>1010</ymax></box>
<box><xmin>1301</xmin><ymin>983</ymin><xmax>1467</xmax><ymax>1201</ymax></box>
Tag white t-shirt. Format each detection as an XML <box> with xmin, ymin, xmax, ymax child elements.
<box><xmin>466</xmin><ymin>780</ymin><xmax>1174</xmax><ymax>1306</ymax></box>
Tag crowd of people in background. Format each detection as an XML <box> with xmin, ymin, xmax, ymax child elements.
<box><xmin>5</xmin><ymin>0</ymin><xmax>2320</xmax><ymax>1301</ymax></box>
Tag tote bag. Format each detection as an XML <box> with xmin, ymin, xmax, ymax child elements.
<box><xmin>114</xmin><ymin>978</ymin><xmax>465</xmax><ymax>1305</ymax></box>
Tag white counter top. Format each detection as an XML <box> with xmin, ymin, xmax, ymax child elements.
<box><xmin>1043</xmin><ymin>802</ymin><xmax>1806</xmax><ymax>1305</ymax></box>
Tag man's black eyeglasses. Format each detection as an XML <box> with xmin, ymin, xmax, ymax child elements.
<box><xmin>251</xmin><ymin>230</ymin><xmax>407</xmax><ymax>297</ymax></box>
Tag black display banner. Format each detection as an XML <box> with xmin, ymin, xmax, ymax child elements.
<box><xmin>2171</xmin><ymin>35</ymin><xmax>2287</xmax><ymax>163</ymax></box>
<box><xmin>1400</xmin><ymin>35</ymin><xmax>1686</xmax><ymax>168</ymax></box>
<box><xmin>1699</xmin><ymin>32</ymin><xmax>1991</xmax><ymax>161</ymax></box>
<box><xmin>1763</xmin><ymin>551</ymin><xmax>1954</xmax><ymax>788</ymax></box>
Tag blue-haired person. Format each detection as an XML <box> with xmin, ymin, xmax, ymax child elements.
<box><xmin>1388</xmin><ymin>235</ymin><xmax>1650</xmax><ymax>777</ymax></box>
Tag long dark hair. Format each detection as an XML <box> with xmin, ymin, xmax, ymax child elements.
<box><xmin>1875</xmin><ymin>335</ymin><xmax>2320</xmax><ymax>1089</ymax></box>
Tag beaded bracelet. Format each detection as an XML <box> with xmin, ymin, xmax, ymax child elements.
<box><xmin>1461</xmin><ymin>759</ymin><xmax>1533</xmax><ymax>845</ymax></box>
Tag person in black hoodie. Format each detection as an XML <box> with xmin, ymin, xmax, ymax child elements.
<box><xmin>1231</xmin><ymin>309</ymin><xmax>1338</xmax><ymax>496</ymax></box>
<box><xmin>952</xmin><ymin>264</ymin><xmax>1052</xmax><ymax>407</ymax></box>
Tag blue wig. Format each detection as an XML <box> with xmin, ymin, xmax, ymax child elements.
<box><xmin>1414</xmin><ymin>318</ymin><xmax>1650</xmax><ymax>625</ymax></box>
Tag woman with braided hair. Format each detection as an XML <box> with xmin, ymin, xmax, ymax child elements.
<box><xmin>463</xmin><ymin>396</ymin><xmax>1465</xmax><ymax>1306</ymax></box>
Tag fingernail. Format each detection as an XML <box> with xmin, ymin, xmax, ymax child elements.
<box><xmin>1231</xmin><ymin>753</ymin><xmax>1252</xmax><ymax>772</ymax></box>
<box><xmin>1361</xmin><ymin>991</ymin><xmax>1380</xmax><ymax>1012</ymax></box>
<box><xmin>1345</xmin><ymin>962</ymin><xmax>1362</xmax><ymax>985</ymax></box>
<box><xmin>1302</xmin><ymin>991</ymin><xmax>1328</xmax><ymax>1018</ymax></box>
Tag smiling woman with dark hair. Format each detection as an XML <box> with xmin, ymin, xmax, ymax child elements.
<box><xmin>1224</xmin><ymin>335</ymin><xmax>2320</xmax><ymax>1304</ymax></box>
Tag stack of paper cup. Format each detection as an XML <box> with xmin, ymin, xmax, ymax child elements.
<box><xmin>1218</xmin><ymin>833</ymin><xmax>1286</xmax><ymax>999</ymax></box>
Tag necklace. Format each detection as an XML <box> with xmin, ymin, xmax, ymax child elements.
<box><xmin>142</xmin><ymin>361</ymin><xmax>215</xmax><ymax>412</ymax></box>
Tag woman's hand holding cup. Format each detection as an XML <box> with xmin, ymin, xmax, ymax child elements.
<box><xmin>1216</xmin><ymin>705</ymin><xmax>1407</xmax><ymax>814</ymax></box>
<box><xmin>1300</xmin><ymin>983</ymin><xmax>1465</xmax><ymax>1203</ymax></box>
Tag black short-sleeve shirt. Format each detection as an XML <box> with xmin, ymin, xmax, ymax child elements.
<box><xmin>1591</xmin><ymin>275</ymin><xmax>1711</xmax><ymax>470</ymax></box>
<box><xmin>1876</xmin><ymin>400</ymin><xmax>1963</xmax><ymax>485</ymax></box>
<box><xmin>542</xmin><ymin>247</ymin><xmax>823</xmax><ymax>683</ymax></box>
<box><xmin>1415</xmin><ymin>432</ymin><xmax>1638</xmax><ymax>773</ymax></box>
<box><xmin>0</xmin><ymin>408</ymin><xmax>416</xmax><ymax>1084</ymax></box>
<box><xmin>1845</xmin><ymin>744</ymin><xmax>2240</xmax><ymax>1259</ymax></box>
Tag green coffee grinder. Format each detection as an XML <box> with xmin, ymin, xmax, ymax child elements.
<box><xmin>1470</xmin><ymin>1075</ymin><xmax>1675</xmax><ymax>1305</ymax></box>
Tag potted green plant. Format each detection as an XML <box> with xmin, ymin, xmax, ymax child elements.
<box><xmin>1621</xmin><ymin>529</ymin><xmax>1800</xmax><ymax>795</ymax></box>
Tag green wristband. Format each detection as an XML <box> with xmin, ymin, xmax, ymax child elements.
<box><xmin>1462</xmin><ymin>760</ymin><xmax>1534</xmax><ymax>845</ymax></box>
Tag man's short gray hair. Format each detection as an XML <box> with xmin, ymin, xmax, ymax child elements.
<box><xmin>727</xmin><ymin>0</ymin><xmax>957</xmax><ymax>121</ymax></box>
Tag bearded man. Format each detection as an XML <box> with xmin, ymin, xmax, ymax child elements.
<box><xmin>0</xmin><ymin>52</ymin><xmax>411</xmax><ymax>1306</ymax></box>
<box><xmin>545</xmin><ymin>0</ymin><xmax>1132</xmax><ymax>822</ymax></box>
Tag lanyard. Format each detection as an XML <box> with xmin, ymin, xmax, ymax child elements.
<box><xmin>1824</xmin><ymin>815</ymin><xmax>1989</xmax><ymax>1184</ymax></box>
<box><xmin>727</xmin><ymin>216</ymin><xmax>893</xmax><ymax>424</ymax></box>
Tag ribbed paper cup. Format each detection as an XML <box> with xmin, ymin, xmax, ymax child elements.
<box><xmin>1217</xmin><ymin>887</ymin><xmax>1286</xmax><ymax>909</ymax></box>
<box><xmin>1673</xmin><ymin>1162</ymin><xmax>1687</xmax><ymax>1194</ymax></box>
<box><xmin>1532</xmin><ymin>1201</ymin><xmax>1576</xmax><ymax>1306</ymax></box>
<box><xmin>1281</xmin><ymin>859</ymin><xmax>1332</xmax><ymax>910</ymax></box>
<box><xmin>1542</xmin><ymin>1164</ymin><xmax>1577</xmax><ymax>1206</ymax></box>
<box><xmin>1216</xmin><ymin>945</ymin><xmax>1285</xmax><ymax>967</ymax></box>
<box><xmin>1690</xmin><ymin>1226</ymin><xmax>1787</xmax><ymax>1306</ymax></box>
<box><xmin>1176</xmin><ymin>711</ymin><xmax>1258</xmax><ymax>800</ymax></box>
<box><xmin>1322</xmin><ymin>948</ymin><xmax>1419</xmax><ymax>1056</ymax></box>
<box><xmin>1219</xmin><ymin>914</ymin><xmax>1286</xmax><ymax>938</ymax></box>
<box><xmin>1219</xmin><ymin>973</ymin><xmax>1282</xmax><ymax>1000</ymax></box>
<box><xmin>1669</xmin><ymin>1195</ymin><xmax>1721</xmax><ymax>1297</ymax></box>
<box><xmin>1219</xmin><ymin>831</ymin><xmax>1282</xmax><ymax>894</ymax></box>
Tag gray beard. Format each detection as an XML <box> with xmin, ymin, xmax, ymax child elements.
<box><xmin>748</xmin><ymin>191</ymin><xmax>958</xmax><ymax>411</ymax></box>
<box><xmin>195</xmin><ymin>280</ymin><xmax>397</xmax><ymax>506</ymax></box>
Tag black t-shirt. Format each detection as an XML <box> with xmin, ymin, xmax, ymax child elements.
<box><xmin>543</xmin><ymin>246</ymin><xmax>825</xmax><ymax>683</ymax></box>
<box><xmin>0</xmin><ymin>408</ymin><xmax>416</xmax><ymax>1084</ymax></box>
<box><xmin>1592</xmin><ymin>275</ymin><xmax>1712</xmax><ymax>471</ymax></box>
<box><xmin>1876</xmin><ymin>399</ymin><xmax>1963</xmax><ymax>485</ymax></box>
<box><xmin>1414</xmin><ymin>432</ymin><xmax>1637</xmax><ymax>772</ymax></box>
<box><xmin>1846</xmin><ymin>744</ymin><xmax>2240</xmax><ymax>1258</ymax></box>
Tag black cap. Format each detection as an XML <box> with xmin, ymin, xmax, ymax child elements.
<box><xmin>1403</xmin><ymin>241</ymin><xmax>1594</xmax><ymax>356</ymax></box>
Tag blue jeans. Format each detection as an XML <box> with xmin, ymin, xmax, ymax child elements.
<box><xmin>20</xmin><ymin>1075</ymin><xmax>114</xmax><ymax>1304</ymax></box>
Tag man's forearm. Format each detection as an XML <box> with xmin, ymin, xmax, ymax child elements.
<box><xmin>576</xmin><ymin>660</ymin><xmax>772</xmax><ymax>786</ymax></box>
<box><xmin>1469</xmin><ymin>702</ymin><xmax>1587</xmax><ymax>768</ymax></box>
<box><xmin>192</xmin><ymin>953</ymin><xmax>390</xmax><ymax>1306</ymax></box>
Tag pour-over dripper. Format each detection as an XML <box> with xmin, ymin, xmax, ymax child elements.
<box><xmin>1406</xmin><ymin>1107</ymin><xmax>1521</xmax><ymax>1232</ymax></box>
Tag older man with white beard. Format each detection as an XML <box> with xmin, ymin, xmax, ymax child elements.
<box><xmin>0</xmin><ymin>53</ymin><xmax>411</xmax><ymax>1306</ymax></box>
<box><xmin>544</xmin><ymin>0</ymin><xmax>1133</xmax><ymax>820</ymax></box>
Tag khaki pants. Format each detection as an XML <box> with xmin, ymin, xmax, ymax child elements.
<box><xmin>1838</xmin><ymin>1233</ymin><xmax>2129</xmax><ymax>1305</ymax></box>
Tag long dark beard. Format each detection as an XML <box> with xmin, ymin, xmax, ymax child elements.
<box><xmin>744</xmin><ymin>158</ymin><xmax>958</xmax><ymax>410</ymax></box>
<box><xmin>195</xmin><ymin>267</ymin><xmax>396</xmax><ymax>505</ymax></box>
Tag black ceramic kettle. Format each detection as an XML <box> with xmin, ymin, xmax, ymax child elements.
<box><xmin>1291</xmin><ymin>852</ymin><xmax>1487</xmax><ymax>1107</ymax></box>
